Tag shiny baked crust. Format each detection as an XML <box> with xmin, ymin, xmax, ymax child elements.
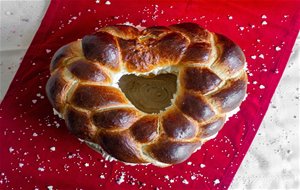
<box><xmin>46</xmin><ymin>23</ymin><xmax>247</xmax><ymax>167</ymax></box>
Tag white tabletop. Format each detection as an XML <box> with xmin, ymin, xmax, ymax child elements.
<box><xmin>0</xmin><ymin>1</ymin><xmax>299</xmax><ymax>189</ymax></box>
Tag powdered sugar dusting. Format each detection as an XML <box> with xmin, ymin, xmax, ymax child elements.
<box><xmin>259</xmin><ymin>85</ymin><xmax>265</xmax><ymax>89</ymax></box>
<box><xmin>261</xmin><ymin>15</ymin><xmax>267</xmax><ymax>19</ymax></box>
<box><xmin>213</xmin><ymin>179</ymin><xmax>220</xmax><ymax>185</ymax></box>
<box><xmin>262</xmin><ymin>21</ymin><xmax>268</xmax><ymax>25</ymax></box>
<box><xmin>259</xmin><ymin>54</ymin><xmax>264</xmax><ymax>59</ymax></box>
<box><xmin>116</xmin><ymin>172</ymin><xmax>125</xmax><ymax>184</ymax></box>
<box><xmin>182</xmin><ymin>179</ymin><xmax>189</xmax><ymax>184</ymax></box>
<box><xmin>122</xmin><ymin>21</ymin><xmax>145</xmax><ymax>30</ymax></box>
<box><xmin>275</xmin><ymin>46</ymin><xmax>281</xmax><ymax>51</ymax></box>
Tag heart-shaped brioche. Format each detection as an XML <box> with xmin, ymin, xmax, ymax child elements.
<box><xmin>46</xmin><ymin>23</ymin><xmax>247</xmax><ymax>167</ymax></box>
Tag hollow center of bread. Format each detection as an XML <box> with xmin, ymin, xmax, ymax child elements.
<box><xmin>118</xmin><ymin>73</ymin><xmax>177</xmax><ymax>113</ymax></box>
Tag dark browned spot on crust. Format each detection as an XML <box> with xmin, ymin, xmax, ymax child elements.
<box><xmin>82</xmin><ymin>32</ymin><xmax>119</xmax><ymax>70</ymax></box>
<box><xmin>125</xmin><ymin>50</ymin><xmax>158</xmax><ymax>72</ymax></box>
<box><xmin>210</xmin><ymin>74</ymin><xmax>247</xmax><ymax>112</ymax></box>
<box><xmin>119</xmin><ymin>32</ymin><xmax>188</xmax><ymax>71</ymax></box>
<box><xmin>181</xmin><ymin>67</ymin><xmax>222</xmax><ymax>94</ymax></box>
<box><xmin>145</xmin><ymin>139</ymin><xmax>201</xmax><ymax>164</ymax></box>
<box><xmin>170</xmin><ymin>23</ymin><xmax>209</xmax><ymax>42</ymax></box>
<box><xmin>162</xmin><ymin>108</ymin><xmax>197</xmax><ymax>139</ymax></box>
<box><xmin>155</xmin><ymin>32</ymin><xmax>189</xmax><ymax>65</ymax></box>
<box><xmin>118</xmin><ymin>38</ymin><xmax>158</xmax><ymax>72</ymax></box>
<box><xmin>67</xmin><ymin>59</ymin><xmax>110</xmax><ymax>82</ymax></box>
<box><xmin>92</xmin><ymin>108</ymin><xmax>140</xmax><ymax>130</ymax></box>
<box><xmin>100</xmin><ymin>25</ymin><xmax>140</xmax><ymax>39</ymax></box>
<box><xmin>181</xmin><ymin>42</ymin><xmax>211</xmax><ymax>64</ymax></box>
<box><xmin>71</xmin><ymin>85</ymin><xmax>127</xmax><ymax>110</ymax></box>
<box><xmin>98</xmin><ymin>131</ymin><xmax>146</xmax><ymax>163</ymax></box>
<box><xmin>176</xmin><ymin>92</ymin><xmax>215</xmax><ymax>122</ymax></box>
<box><xmin>200</xmin><ymin>117</ymin><xmax>225</xmax><ymax>139</ymax></box>
<box><xmin>45</xmin><ymin>69</ymin><xmax>73</xmax><ymax>112</ymax></box>
<box><xmin>65</xmin><ymin>106</ymin><xmax>96</xmax><ymax>140</ymax></box>
<box><xmin>212</xmin><ymin>34</ymin><xmax>245</xmax><ymax>76</ymax></box>
<box><xmin>131</xmin><ymin>115</ymin><xmax>159</xmax><ymax>143</ymax></box>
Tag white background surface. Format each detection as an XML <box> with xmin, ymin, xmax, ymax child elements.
<box><xmin>0</xmin><ymin>1</ymin><xmax>299</xmax><ymax>189</ymax></box>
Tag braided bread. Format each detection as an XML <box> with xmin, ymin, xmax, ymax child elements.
<box><xmin>46</xmin><ymin>23</ymin><xmax>247</xmax><ymax>167</ymax></box>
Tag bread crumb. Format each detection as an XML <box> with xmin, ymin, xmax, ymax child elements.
<box><xmin>275</xmin><ymin>46</ymin><xmax>281</xmax><ymax>51</ymax></box>
<box><xmin>182</xmin><ymin>179</ymin><xmax>189</xmax><ymax>184</ymax></box>
<box><xmin>213</xmin><ymin>179</ymin><xmax>220</xmax><ymax>185</ymax></box>
<box><xmin>262</xmin><ymin>21</ymin><xmax>268</xmax><ymax>25</ymax></box>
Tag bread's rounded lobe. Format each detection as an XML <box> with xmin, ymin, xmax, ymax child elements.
<box><xmin>176</xmin><ymin>92</ymin><xmax>215</xmax><ymax>122</ymax></box>
<box><xmin>71</xmin><ymin>85</ymin><xmax>128</xmax><ymax>110</ymax></box>
<box><xmin>211</xmin><ymin>34</ymin><xmax>245</xmax><ymax>77</ymax></box>
<box><xmin>119</xmin><ymin>38</ymin><xmax>159</xmax><ymax>72</ymax></box>
<box><xmin>181</xmin><ymin>42</ymin><xmax>212</xmax><ymax>64</ymax></box>
<box><xmin>170</xmin><ymin>22</ymin><xmax>209</xmax><ymax>42</ymax></box>
<box><xmin>97</xmin><ymin>131</ymin><xmax>146</xmax><ymax>163</ymax></box>
<box><xmin>145</xmin><ymin>139</ymin><xmax>201</xmax><ymax>164</ymax></box>
<box><xmin>92</xmin><ymin>108</ymin><xmax>140</xmax><ymax>130</ymax></box>
<box><xmin>99</xmin><ymin>25</ymin><xmax>140</xmax><ymax>40</ymax></box>
<box><xmin>130</xmin><ymin>115</ymin><xmax>159</xmax><ymax>143</ymax></box>
<box><xmin>162</xmin><ymin>108</ymin><xmax>197</xmax><ymax>140</ymax></box>
<box><xmin>181</xmin><ymin>67</ymin><xmax>222</xmax><ymax>94</ymax></box>
<box><xmin>50</xmin><ymin>41</ymin><xmax>82</xmax><ymax>72</ymax></box>
<box><xmin>67</xmin><ymin>59</ymin><xmax>111</xmax><ymax>83</ymax></box>
<box><xmin>65</xmin><ymin>106</ymin><xmax>97</xmax><ymax>140</ymax></box>
<box><xmin>45</xmin><ymin>69</ymin><xmax>73</xmax><ymax>113</ymax></box>
<box><xmin>200</xmin><ymin>116</ymin><xmax>225</xmax><ymax>139</ymax></box>
<box><xmin>155</xmin><ymin>32</ymin><xmax>189</xmax><ymax>65</ymax></box>
<box><xmin>210</xmin><ymin>73</ymin><xmax>247</xmax><ymax>113</ymax></box>
<box><xmin>82</xmin><ymin>32</ymin><xmax>119</xmax><ymax>70</ymax></box>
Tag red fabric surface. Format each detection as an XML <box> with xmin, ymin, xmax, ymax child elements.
<box><xmin>1</xmin><ymin>0</ymin><xmax>299</xmax><ymax>189</ymax></box>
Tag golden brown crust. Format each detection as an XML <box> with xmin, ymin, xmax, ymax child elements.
<box><xmin>65</xmin><ymin>106</ymin><xmax>97</xmax><ymax>140</ymax></box>
<box><xmin>162</xmin><ymin>107</ymin><xmax>197</xmax><ymax>140</ymax></box>
<box><xmin>82</xmin><ymin>32</ymin><xmax>120</xmax><ymax>70</ymax></box>
<box><xmin>170</xmin><ymin>23</ymin><xmax>209</xmax><ymax>42</ymax></box>
<box><xmin>130</xmin><ymin>115</ymin><xmax>159</xmax><ymax>143</ymax></box>
<box><xmin>92</xmin><ymin>108</ymin><xmax>141</xmax><ymax>130</ymax></box>
<box><xmin>71</xmin><ymin>85</ymin><xmax>128</xmax><ymax>110</ymax></box>
<box><xmin>97</xmin><ymin>131</ymin><xmax>146</xmax><ymax>163</ymax></box>
<box><xmin>154</xmin><ymin>32</ymin><xmax>189</xmax><ymax>66</ymax></box>
<box><xmin>67</xmin><ymin>59</ymin><xmax>111</xmax><ymax>83</ymax></box>
<box><xmin>45</xmin><ymin>69</ymin><xmax>73</xmax><ymax>112</ymax></box>
<box><xmin>50</xmin><ymin>41</ymin><xmax>83</xmax><ymax>72</ymax></box>
<box><xmin>211</xmin><ymin>34</ymin><xmax>245</xmax><ymax>78</ymax></box>
<box><xmin>180</xmin><ymin>42</ymin><xmax>212</xmax><ymax>64</ymax></box>
<box><xmin>176</xmin><ymin>91</ymin><xmax>215</xmax><ymax>122</ymax></box>
<box><xmin>99</xmin><ymin>25</ymin><xmax>140</xmax><ymax>40</ymax></box>
<box><xmin>209</xmin><ymin>72</ymin><xmax>247</xmax><ymax>113</ymax></box>
<box><xmin>199</xmin><ymin>116</ymin><xmax>225</xmax><ymax>139</ymax></box>
<box><xmin>180</xmin><ymin>67</ymin><xmax>222</xmax><ymax>94</ymax></box>
<box><xmin>118</xmin><ymin>38</ymin><xmax>159</xmax><ymax>72</ymax></box>
<box><xmin>144</xmin><ymin>138</ymin><xmax>201</xmax><ymax>164</ymax></box>
<box><xmin>46</xmin><ymin>22</ymin><xmax>247</xmax><ymax>166</ymax></box>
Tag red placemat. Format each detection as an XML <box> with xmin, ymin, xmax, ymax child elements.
<box><xmin>1</xmin><ymin>0</ymin><xmax>299</xmax><ymax>189</ymax></box>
